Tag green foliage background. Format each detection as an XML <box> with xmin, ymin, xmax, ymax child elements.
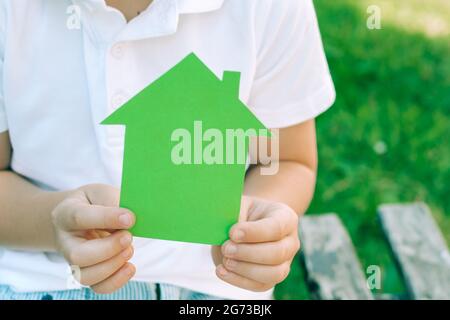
<box><xmin>274</xmin><ymin>0</ymin><xmax>450</xmax><ymax>299</ymax></box>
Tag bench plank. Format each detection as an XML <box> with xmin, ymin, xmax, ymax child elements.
<box><xmin>299</xmin><ymin>214</ymin><xmax>373</xmax><ymax>300</ymax></box>
<box><xmin>378</xmin><ymin>203</ymin><xmax>450</xmax><ymax>299</ymax></box>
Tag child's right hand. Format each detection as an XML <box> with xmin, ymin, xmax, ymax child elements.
<box><xmin>51</xmin><ymin>184</ymin><xmax>136</xmax><ymax>294</ymax></box>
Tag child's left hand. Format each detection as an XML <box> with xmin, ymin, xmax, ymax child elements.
<box><xmin>212</xmin><ymin>196</ymin><xmax>300</xmax><ymax>292</ymax></box>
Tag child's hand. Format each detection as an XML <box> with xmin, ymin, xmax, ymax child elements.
<box><xmin>51</xmin><ymin>184</ymin><xmax>136</xmax><ymax>294</ymax></box>
<box><xmin>212</xmin><ymin>196</ymin><xmax>300</xmax><ymax>292</ymax></box>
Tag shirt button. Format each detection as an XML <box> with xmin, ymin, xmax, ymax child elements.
<box><xmin>111</xmin><ymin>43</ymin><xmax>125</xmax><ymax>60</ymax></box>
<box><xmin>111</xmin><ymin>91</ymin><xmax>129</xmax><ymax>110</ymax></box>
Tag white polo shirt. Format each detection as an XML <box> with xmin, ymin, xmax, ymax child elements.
<box><xmin>0</xmin><ymin>0</ymin><xmax>335</xmax><ymax>299</ymax></box>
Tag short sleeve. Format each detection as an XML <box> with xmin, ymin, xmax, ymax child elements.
<box><xmin>248</xmin><ymin>0</ymin><xmax>335</xmax><ymax>128</ymax></box>
<box><xmin>0</xmin><ymin>1</ymin><xmax>7</xmax><ymax>133</ymax></box>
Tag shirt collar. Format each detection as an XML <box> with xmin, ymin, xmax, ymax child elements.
<box><xmin>73</xmin><ymin>0</ymin><xmax>225</xmax><ymax>43</ymax></box>
<box><xmin>177</xmin><ymin>0</ymin><xmax>225</xmax><ymax>14</ymax></box>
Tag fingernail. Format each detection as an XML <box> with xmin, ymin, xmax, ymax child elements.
<box><xmin>232</xmin><ymin>230</ymin><xmax>245</xmax><ymax>242</ymax></box>
<box><xmin>122</xmin><ymin>264</ymin><xmax>134</xmax><ymax>277</ymax></box>
<box><xmin>225</xmin><ymin>258</ymin><xmax>237</xmax><ymax>270</ymax></box>
<box><xmin>217</xmin><ymin>265</ymin><xmax>228</xmax><ymax>277</ymax></box>
<box><xmin>122</xmin><ymin>247</ymin><xmax>133</xmax><ymax>259</ymax></box>
<box><xmin>225</xmin><ymin>243</ymin><xmax>237</xmax><ymax>256</ymax></box>
<box><xmin>119</xmin><ymin>213</ymin><xmax>132</xmax><ymax>227</ymax></box>
<box><xmin>120</xmin><ymin>234</ymin><xmax>132</xmax><ymax>247</ymax></box>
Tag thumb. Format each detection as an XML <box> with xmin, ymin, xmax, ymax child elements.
<box><xmin>238</xmin><ymin>196</ymin><xmax>254</xmax><ymax>222</ymax></box>
<box><xmin>81</xmin><ymin>184</ymin><xmax>121</xmax><ymax>207</ymax></box>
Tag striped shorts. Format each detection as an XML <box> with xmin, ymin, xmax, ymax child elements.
<box><xmin>0</xmin><ymin>282</ymin><xmax>223</xmax><ymax>300</ymax></box>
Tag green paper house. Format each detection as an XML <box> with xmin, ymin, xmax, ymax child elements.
<box><xmin>102</xmin><ymin>53</ymin><xmax>267</xmax><ymax>245</ymax></box>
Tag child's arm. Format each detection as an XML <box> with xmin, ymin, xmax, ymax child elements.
<box><xmin>245</xmin><ymin>119</ymin><xmax>317</xmax><ymax>213</ymax></box>
<box><xmin>212</xmin><ymin>119</ymin><xmax>317</xmax><ymax>291</ymax></box>
<box><xmin>0</xmin><ymin>131</ymin><xmax>67</xmax><ymax>250</ymax></box>
<box><xmin>0</xmin><ymin>131</ymin><xmax>136</xmax><ymax>293</ymax></box>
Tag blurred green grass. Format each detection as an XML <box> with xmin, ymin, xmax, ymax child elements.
<box><xmin>274</xmin><ymin>0</ymin><xmax>450</xmax><ymax>299</ymax></box>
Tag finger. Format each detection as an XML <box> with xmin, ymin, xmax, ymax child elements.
<box><xmin>85</xmin><ymin>230</ymin><xmax>112</xmax><ymax>240</ymax></box>
<box><xmin>230</xmin><ymin>207</ymin><xmax>297</xmax><ymax>243</ymax></box>
<box><xmin>223</xmin><ymin>258</ymin><xmax>291</xmax><ymax>284</ymax></box>
<box><xmin>91</xmin><ymin>263</ymin><xmax>136</xmax><ymax>294</ymax></box>
<box><xmin>211</xmin><ymin>246</ymin><xmax>223</xmax><ymax>266</ymax></box>
<box><xmin>68</xmin><ymin>230</ymin><xmax>133</xmax><ymax>267</ymax></box>
<box><xmin>78</xmin><ymin>246</ymin><xmax>134</xmax><ymax>286</ymax></box>
<box><xmin>57</xmin><ymin>201</ymin><xmax>135</xmax><ymax>231</ymax></box>
<box><xmin>215</xmin><ymin>265</ymin><xmax>272</xmax><ymax>292</ymax></box>
<box><xmin>221</xmin><ymin>237</ymin><xmax>300</xmax><ymax>265</ymax></box>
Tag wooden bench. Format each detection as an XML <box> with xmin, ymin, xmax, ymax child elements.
<box><xmin>298</xmin><ymin>202</ymin><xmax>450</xmax><ymax>300</ymax></box>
